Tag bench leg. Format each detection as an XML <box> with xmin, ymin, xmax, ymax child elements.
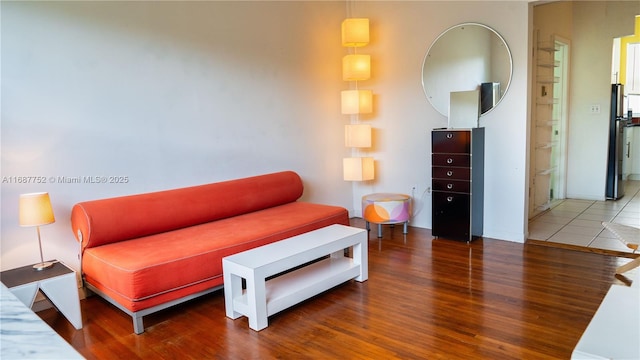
<box><xmin>403</xmin><ymin>221</ymin><xmax>409</xmax><ymax>234</ymax></box>
<box><xmin>377</xmin><ymin>224</ymin><xmax>382</xmax><ymax>238</ymax></box>
<box><xmin>353</xmin><ymin>231</ymin><xmax>369</xmax><ymax>282</ymax></box>
<box><xmin>245</xmin><ymin>274</ymin><xmax>268</xmax><ymax>331</ymax></box>
<box><xmin>224</xmin><ymin>272</ymin><xmax>243</xmax><ymax>320</ymax></box>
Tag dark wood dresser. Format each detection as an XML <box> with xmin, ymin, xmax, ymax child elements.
<box><xmin>431</xmin><ymin>128</ymin><xmax>485</xmax><ymax>241</ymax></box>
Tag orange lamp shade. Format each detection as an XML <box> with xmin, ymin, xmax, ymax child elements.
<box><xmin>341</xmin><ymin>90</ymin><xmax>373</xmax><ymax>114</ymax></box>
<box><xmin>343</xmin><ymin>157</ymin><xmax>375</xmax><ymax>181</ymax></box>
<box><xmin>345</xmin><ymin>124</ymin><xmax>372</xmax><ymax>148</ymax></box>
<box><xmin>19</xmin><ymin>192</ymin><xmax>55</xmax><ymax>226</ymax></box>
<box><xmin>342</xmin><ymin>54</ymin><xmax>370</xmax><ymax>81</ymax></box>
<box><xmin>342</xmin><ymin>18</ymin><xmax>369</xmax><ymax>47</ymax></box>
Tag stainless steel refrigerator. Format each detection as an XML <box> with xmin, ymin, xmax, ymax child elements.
<box><xmin>606</xmin><ymin>84</ymin><xmax>627</xmax><ymax>199</ymax></box>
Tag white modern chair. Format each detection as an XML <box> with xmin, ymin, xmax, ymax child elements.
<box><xmin>601</xmin><ymin>222</ymin><xmax>640</xmax><ymax>275</ymax></box>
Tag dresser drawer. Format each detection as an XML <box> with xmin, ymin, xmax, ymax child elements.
<box><xmin>432</xmin><ymin>166</ymin><xmax>471</xmax><ymax>180</ymax></box>
<box><xmin>432</xmin><ymin>153</ymin><xmax>470</xmax><ymax>167</ymax></box>
<box><xmin>432</xmin><ymin>179</ymin><xmax>470</xmax><ymax>193</ymax></box>
<box><xmin>432</xmin><ymin>130</ymin><xmax>471</xmax><ymax>154</ymax></box>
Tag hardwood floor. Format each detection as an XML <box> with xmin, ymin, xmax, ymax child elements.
<box><xmin>39</xmin><ymin>219</ymin><xmax>636</xmax><ymax>359</ymax></box>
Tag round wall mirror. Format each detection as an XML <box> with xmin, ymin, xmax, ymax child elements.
<box><xmin>422</xmin><ymin>23</ymin><xmax>513</xmax><ymax>116</ymax></box>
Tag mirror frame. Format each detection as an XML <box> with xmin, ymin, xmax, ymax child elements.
<box><xmin>421</xmin><ymin>22</ymin><xmax>513</xmax><ymax>117</ymax></box>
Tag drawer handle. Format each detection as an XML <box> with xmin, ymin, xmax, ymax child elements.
<box><xmin>446</xmin><ymin>133</ymin><xmax>453</xmax><ymax>139</ymax></box>
<box><xmin>446</xmin><ymin>171</ymin><xmax>453</xmax><ymax>177</ymax></box>
<box><xmin>447</xmin><ymin>196</ymin><xmax>453</xmax><ymax>202</ymax></box>
<box><xmin>447</xmin><ymin>183</ymin><xmax>453</xmax><ymax>189</ymax></box>
<box><xmin>447</xmin><ymin>158</ymin><xmax>453</xmax><ymax>164</ymax></box>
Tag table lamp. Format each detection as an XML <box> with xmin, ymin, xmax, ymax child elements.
<box><xmin>19</xmin><ymin>192</ymin><xmax>56</xmax><ymax>270</ymax></box>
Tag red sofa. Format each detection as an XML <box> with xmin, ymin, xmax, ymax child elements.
<box><xmin>71</xmin><ymin>171</ymin><xmax>349</xmax><ymax>334</ymax></box>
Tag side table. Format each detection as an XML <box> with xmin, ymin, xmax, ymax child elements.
<box><xmin>0</xmin><ymin>260</ymin><xmax>82</xmax><ymax>329</ymax></box>
<box><xmin>362</xmin><ymin>193</ymin><xmax>412</xmax><ymax>238</ymax></box>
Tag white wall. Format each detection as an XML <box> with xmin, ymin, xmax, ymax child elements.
<box><xmin>567</xmin><ymin>1</ymin><xmax>639</xmax><ymax>200</ymax></box>
<box><xmin>1</xmin><ymin>1</ymin><xmax>531</xmax><ymax>273</ymax></box>
<box><xmin>346</xmin><ymin>1</ymin><xmax>530</xmax><ymax>242</ymax></box>
<box><xmin>1</xmin><ymin>1</ymin><xmax>349</xmax><ymax>270</ymax></box>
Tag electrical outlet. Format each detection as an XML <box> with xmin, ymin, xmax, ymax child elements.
<box><xmin>590</xmin><ymin>104</ymin><xmax>601</xmax><ymax>114</ymax></box>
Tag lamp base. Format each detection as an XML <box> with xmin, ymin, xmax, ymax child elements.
<box><xmin>33</xmin><ymin>261</ymin><xmax>54</xmax><ymax>271</ymax></box>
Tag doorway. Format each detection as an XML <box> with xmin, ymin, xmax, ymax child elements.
<box><xmin>529</xmin><ymin>33</ymin><xmax>570</xmax><ymax>219</ymax></box>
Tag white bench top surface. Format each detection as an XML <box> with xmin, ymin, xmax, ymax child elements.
<box><xmin>223</xmin><ymin>224</ymin><xmax>364</xmax><ymax>269</ymax></box>
<box><xmin>572</xmin><ymin>284</ymin><xmax>640</xmax><ymax>359</ymax></box>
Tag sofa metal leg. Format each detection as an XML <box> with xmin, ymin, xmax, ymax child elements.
<box><xmin>85</xmin><ymin>281</ymin><xmax>222</xmax><ymax>335</ymax></box>
<box><xmin>133</xmin><ymin>315</ymin><xmax>144</xmax><ymax>334</ymax></box>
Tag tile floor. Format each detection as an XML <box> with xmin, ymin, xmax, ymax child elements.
<box><xmin>528</xmin><ymin>180</ymin><xmax>640</xmax><ymax>253</ymax></box>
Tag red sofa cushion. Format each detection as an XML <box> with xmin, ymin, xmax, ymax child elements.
<box><xmin>81</xmin><ymin>202</ymin><xmax>349</xmax><ymax>311</ymax></box>
<box><xmin>71</xmin><ymin>171</ymin><xmax>304</xmax><ymax>251</ymax></box>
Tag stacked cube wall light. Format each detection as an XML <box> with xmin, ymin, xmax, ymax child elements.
<box><xmin>341</xmin><ymin>18</ymin><xmax>374</xmax><ymax>181</ymax></box>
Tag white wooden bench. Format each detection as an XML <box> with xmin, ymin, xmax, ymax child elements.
<box><xmin>572</xmin><ymin>270</ymin><xmax>639</xmax><ymax>359</ymax></box>
<box><xmin>222</xmin><ymin>224</ymin><xmax>368</xmax><ymax>331</ymax></box>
